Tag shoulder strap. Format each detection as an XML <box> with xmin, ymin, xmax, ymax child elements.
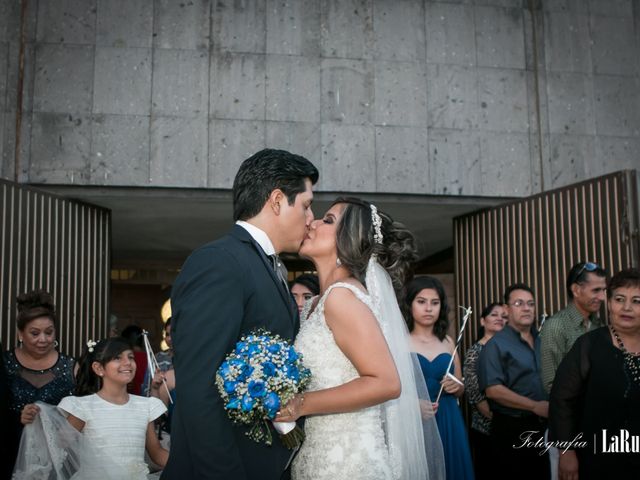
<box><xmin>320</xmin><ymin>282</ymin><xmax>374</xmax><ymax>312</ymax></box>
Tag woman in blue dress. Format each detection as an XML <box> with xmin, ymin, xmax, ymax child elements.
<box><xmin>404</xmin><ymin>276</ymin><xmax>474</xmax><ymax>480</ymax></box>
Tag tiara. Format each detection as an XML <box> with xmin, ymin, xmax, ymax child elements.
<box><xmin>86</xmin><ymin>339</ymin><xmax>97</xmax><ymax>353</ymax></box>
<box><xmin>370</xmin><ymin>204</ymin><xmax>383</xmax><ymax>244</ymax></box>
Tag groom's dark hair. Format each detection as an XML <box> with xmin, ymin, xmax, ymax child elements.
<box><xmin>233</xmin><ymin>149</ymin><xmax>319</xmax><ymax>221</ymax></box>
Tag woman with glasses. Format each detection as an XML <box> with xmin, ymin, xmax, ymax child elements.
<box><xmin>549</xmin><ymin>268</ymin><xmax>640</xmax><ymax>479</ymax></box>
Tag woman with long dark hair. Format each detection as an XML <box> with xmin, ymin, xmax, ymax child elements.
<box><xmin>277</xmin><ymin>197</ymin><xmax>444</xmax><ymax>480</ymax></box>
<box><xmin>405</xmin><ymin>276</ymin><xmax>475</xmax><ymax>480</ymax></box>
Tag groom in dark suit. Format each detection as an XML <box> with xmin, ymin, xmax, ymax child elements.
<box><xmin>162</xmin><ymin>149</ymin><xmax>319</xmax><ymax>480</ymax></box>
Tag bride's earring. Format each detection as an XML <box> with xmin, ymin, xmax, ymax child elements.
<box><xmin>336</xmin><ymin>257</ymin><xmax>342</xmax><ymax>267</ymax></box>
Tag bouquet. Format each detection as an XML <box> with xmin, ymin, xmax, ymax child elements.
<box><xmin>215</xmin><ymin>330</ymin><xmax>311</xmax><ymax>449</ymax></box>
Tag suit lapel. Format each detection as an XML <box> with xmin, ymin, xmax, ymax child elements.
<box><xmin>231</xmin><ymin>225</ymin><xmax>296</xmax><ymax>324</ymax></box>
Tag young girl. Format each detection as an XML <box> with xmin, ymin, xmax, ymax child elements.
<box><xmin>57</xmin><ymin>337</ymin><xmax>168</xmax><ymax>479</ymax></box>
<box><xmin>13</xmin><ymin>337</ymin><xmax>168</xmax><ymax>479</ymax></box>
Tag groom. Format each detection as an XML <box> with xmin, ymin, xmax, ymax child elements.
<box><xmin>162</xmin><ymin>149</ymin><xmax>319</xmax><ymax>480</ymax></box>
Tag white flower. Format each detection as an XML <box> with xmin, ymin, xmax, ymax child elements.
<box><xmin>86</xmin><ymin>339</ymin><xmax>97</xmax><ymax>353</ymax></box>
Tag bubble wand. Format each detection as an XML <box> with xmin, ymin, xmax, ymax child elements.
<box><xmin>142</xmin><ymin>330</ymin><xmax>173</xmax><ymax>404</ymax></box>
<box><xmin>435</xmin><ymin>306</ymin><xmax>472</xmax><ymax>404</ymax></box>
<box><xmin>538</xmin><ymin>311</ymin><xmax>548</xmax><ymax>332</ymax></box>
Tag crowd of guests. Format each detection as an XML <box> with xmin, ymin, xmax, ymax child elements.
<box><xmin>465</xmin><ymin>263</ymin><xmax>640</xmax><ymax>480</ymax></box>
<box><xmin>0</xmin><ymin>290</ymin><xmax>173</xmax><ymax>479</ymax></box>
<box><xmin>1</xmin><ymin>262</ymin><xmax>639</xmax><ymax>479</ymax></box>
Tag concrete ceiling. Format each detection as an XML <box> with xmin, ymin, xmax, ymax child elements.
<box><xmin>36</xmin><ymin>185</ymin><xmax>509</xmax><ymax>270</ymax></box>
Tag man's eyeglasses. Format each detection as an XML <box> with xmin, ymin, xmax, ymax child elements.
<box><xmin>576</xmin><ymin>262</ymin><xmax>599</xmax><ymax>278</ymax></box>
<box><xmin>509</xmin><ymin>300</ymin><xmax>536</xmax><ymax>308</ymax></box>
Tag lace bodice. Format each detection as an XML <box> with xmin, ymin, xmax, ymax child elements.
<box><xmin>293</xmin><ymin>282</ymin><xmax>393</xmax><ymax>480</ymax></box>
<box><xmin>297</xmin><ymin>283</ymin><xmax>375</xmax><ymax>390</ymax></box>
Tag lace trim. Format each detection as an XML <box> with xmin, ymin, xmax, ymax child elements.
<box><xmin>317</xmin><ymin>282</ymin><xmax>375</xmax><ymax>319</ymax></box>
<box><xmin>300</xmin><ymin>296</ymin><xmax>315</xmax><ymax>324</ymax></box>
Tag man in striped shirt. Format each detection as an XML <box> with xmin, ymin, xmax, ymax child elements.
<box><xmin>540</xmin><ymin>261</ymin><xmax>607</xmax><ymax>480</ymax></box>
<box><xmin>540</xmin><ymin>262</ymin><xmax>607</xmax><ymax>394</ymax></box>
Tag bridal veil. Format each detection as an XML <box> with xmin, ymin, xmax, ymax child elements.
<box><xmin>366</xmin><ymin>258</ymin><xmax>446</xmax><ymax>480</ymax></box>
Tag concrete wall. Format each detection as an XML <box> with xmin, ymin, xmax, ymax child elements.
<box><xmin>1</xmin><ymin>0</ymin><xmax>638</xmax><ymax>197</ymax></box>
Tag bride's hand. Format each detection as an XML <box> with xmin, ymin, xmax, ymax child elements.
<box><xmin>419</xmin><ymin>399</ymin><xmax>437</xmax><ymax>418</ymax></box>
<box><xmin>274</xmin><ymin>394</ymin><xmax>305</xmax><ymax>423</ymax></box>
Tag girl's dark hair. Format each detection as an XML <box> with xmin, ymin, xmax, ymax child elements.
<box><xmin>16</xmin><ymin>290</ymin><xmax>57</xmax><ymax>330</ymax></box>
<box><xmin>290</xmin><ymin>273</ymin><xmax>320</xmax><ymax>296</ymax></box>
<box><xmin>404</xmin><ymin>276</ymin><xmax>450</xmax><ymax>341</ymax></box>
<box><xmin>332</xmin><ymin>197</ymin><xmax>418</xmax><ymax>298</ymax></box>
<box><xmin>75</xmin><ymin>337</ymin><xmax>133</xmax><ymax>396</ymax></box>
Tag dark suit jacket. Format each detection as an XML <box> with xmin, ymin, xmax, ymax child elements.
<box><xmin>162</xmin><ymin>225</ymin><xmax>298</xmax><ymax>480</ymax></box>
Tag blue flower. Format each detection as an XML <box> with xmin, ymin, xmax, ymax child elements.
<box><xmin>224</xmin><ymin>380</ymin><xmax>237</xmax><ymax>394</ymax></box>
<box><xmin>229</xmin><ymin>357</ymin><xmax>244</xmax><ymax>367</ymax></box>
<box><xmin>219</xmin><ymin>361</ymin><xmax>232</xmax><ymax>378</ymax></box>
<box><xmin>226</xmin><ymin>398</ymin><xmax>240</xmax><ymax>410</ymax></box>
<box><xmin>241</xmin><ymin>394</ymin><xmax>255</xmax><ymax>412</ymax></box>
<box><xmin>247</xmin><ymin>343</ymin><xmax>262</xmax><ymax>355</ymax></box>
<box><xmin>235</xmin><ymin>341</ymin><xmax>247</xmax><ymax>354</ymax></box>
<box><xmin>264</xmin><ymin>392</ymin><xmax>280</xmax><ymax>419</ymax></box>
<box><xmin>236</xmin><ymin>362</ymin><xmax>253</xmax><ymax>381</ymax></box>
<box><xmin>287</xmin><ymin>346</ymin><xmax>299</xmax><ymax>362</ymax></box>
<box><xmin>262</xmin><ymin>361</ymin><xmax>276</xmax><ymax>377</ymax></box>
<box><xmin>267</xmin><ymin>343</ymin><xmax>281</xmax><ymax>354</ymax></box>
<box><xmin>286</xmin><ymin>365</ymin><xmax>300</xmax><ymax>381</ymax></box>
<box><xmin>248</xmin><ymin>380</ymin><xmax>266</xmax><ymax>398</ymax></box>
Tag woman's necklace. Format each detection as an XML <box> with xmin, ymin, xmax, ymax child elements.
<box><xmin>610</xmin><ymin>325</ymin><xmax>640</xmax><ymax>385</ymax></box>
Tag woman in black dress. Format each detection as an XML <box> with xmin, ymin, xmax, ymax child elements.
<box><xmin>549</xmin><ymin>268</ymin><xmax>640</xmax><ymax>479</ymax></box>
<box><xmin>3</xmin><ymin>290</ymin><xmax>76</xmax><ymax>475</ymax></box>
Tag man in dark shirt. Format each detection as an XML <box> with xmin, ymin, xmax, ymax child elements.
<box><xmin>479</xmin><ymin>283</ymin><xmax>550</xmax><ymax>480</ymax></box>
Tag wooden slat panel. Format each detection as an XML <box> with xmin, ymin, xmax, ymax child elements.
<box><xmin>454</xmin><ymin>170</ymin><xmax>639</xmax><ymax>355</ymax></box>
<box><xmin>0</xmin><ymin>179</ymin><xmax>111</xmax><ymax>357</ymax></box>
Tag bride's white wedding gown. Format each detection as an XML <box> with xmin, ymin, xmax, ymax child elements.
<box><xmin>292</xmin><ymin>283</ymin><xmax>396</xmax><ymax>480</ymax></box>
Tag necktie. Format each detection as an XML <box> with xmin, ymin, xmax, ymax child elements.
<box><xmin>269</xmin><ymin>254</ymin><xmax>290</xmax><ymax>293</ymax></box>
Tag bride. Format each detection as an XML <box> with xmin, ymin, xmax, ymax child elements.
<box><xmin>276</xmin><ymin>197</ymin><xmax>445</xmax><ymax>480</ymax></box>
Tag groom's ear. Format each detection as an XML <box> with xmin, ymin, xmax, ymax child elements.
<box><xmin>269</xmin><ymin>189</ymin><xmax>285</xmax><ymax>216</ymax></box>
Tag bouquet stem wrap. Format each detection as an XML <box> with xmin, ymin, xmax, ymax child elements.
<box><xmin>272</xmin><ymin>421</ymin><xmax>304</xmax><ymax>449</ymax></box>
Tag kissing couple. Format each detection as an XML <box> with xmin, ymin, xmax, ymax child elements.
<box><xmin>162</xmin><ymin>149</ymin><xmax>445</xmax><ymax>480</ymax></box>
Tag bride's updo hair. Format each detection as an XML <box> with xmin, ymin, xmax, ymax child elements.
<box><xmin>333</xmin><ymin>197</ymin><xmax>417</xmax><ymax>296</ymax></box>
<box><xmin>16</xmin><ymin>289</ymin><xmax>57</xmax><ymax>330</ymax></box>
